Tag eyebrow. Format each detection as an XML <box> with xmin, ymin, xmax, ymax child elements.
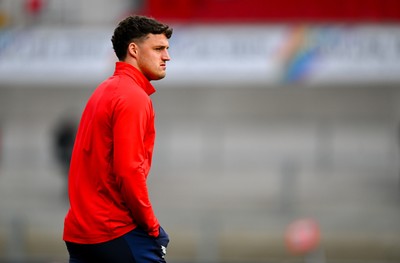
<box><xmin>154</xmin><ymin>44</ymin><xmax>169</xmax><ymax>49</ymax></box>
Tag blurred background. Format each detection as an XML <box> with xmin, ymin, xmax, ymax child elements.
<box><xmin>1</xmin><ymin>0</ymin><xmax>400</xmax><ymax>262</ymax></box>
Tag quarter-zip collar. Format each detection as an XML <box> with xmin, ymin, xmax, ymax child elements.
<box><xmin>114</xmin><ymin>62</ymin><xmax>156</xmax><ymax>95</ymax></box>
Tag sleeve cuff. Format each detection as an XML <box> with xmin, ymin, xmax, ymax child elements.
<box><xmin>148</xmin><ymin>227</ymin><xmax>159</xmax><ymax>238</ymax></box>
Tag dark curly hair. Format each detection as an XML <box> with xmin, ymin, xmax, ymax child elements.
<box><xmin>111</xmin><ymin>15</ymin><xmax>173</xmax><ymax>61</ymax></box>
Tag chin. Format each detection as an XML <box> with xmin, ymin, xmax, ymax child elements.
<box><xmin>156</xmin><ymin>73</ymin><xmax>167</xmax><ymax>80</ymax></box>
<box><xmin>147</xmin><ymin>73</ymin><xmax>165</xmax><ymax>81</ymax></box>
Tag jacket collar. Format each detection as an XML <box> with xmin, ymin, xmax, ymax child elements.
<box><xmin>114</xmin><ymin>62</ymin><xmax>156</xmax><ymax>95</ymax></box>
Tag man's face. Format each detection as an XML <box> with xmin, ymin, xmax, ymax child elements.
<box><xmin>135</xmin><ymin>33</ymin><xmax>170</xmax><ymax>81</ymax></box>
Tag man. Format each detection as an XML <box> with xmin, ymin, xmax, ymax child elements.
<box><xmin>63</xmin><ymin>15</ymin><xmax>173</xmax><ymax>263</ymax></box>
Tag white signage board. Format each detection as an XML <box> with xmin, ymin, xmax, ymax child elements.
<box><xmin>0</xmin><ymin>24</ymin><xmax>399</xmax><ymax>87</ymax></box>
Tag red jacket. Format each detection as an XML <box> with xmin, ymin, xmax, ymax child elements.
<box><xmin>63</xmin><ymin>62</ymin><xmax>159</xmax><ymax>244</ymax></box>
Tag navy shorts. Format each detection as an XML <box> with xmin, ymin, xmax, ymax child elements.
<box><xmin>66</xmin><ymin>226</ymin><xmax>169</xmax><ymax>263</ymax></box>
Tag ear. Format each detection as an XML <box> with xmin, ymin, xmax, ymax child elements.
<box><xmin>127</xmin><ymin>42</ymin><xmax>139</xmax><ymax>58</ymax></box>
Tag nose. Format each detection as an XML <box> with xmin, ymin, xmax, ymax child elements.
<box><xmin>162</xmin><ymin>49</ymin><xmax>170</xmax><ymax>61</ymax></box>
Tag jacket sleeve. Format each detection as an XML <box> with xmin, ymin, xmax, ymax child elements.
<box><xmin>112</xmin><ymin>92</ymin><xmax>159</xmax><ymax>237</ymax></box>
